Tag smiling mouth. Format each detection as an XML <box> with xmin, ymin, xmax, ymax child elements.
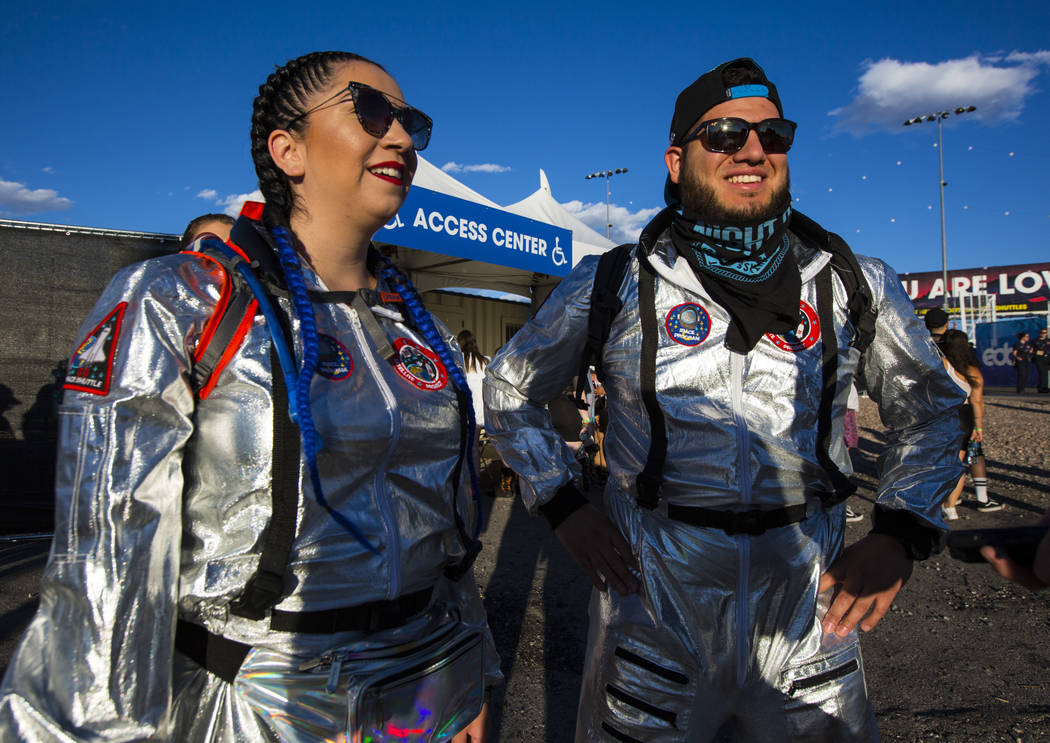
<box><xmin>368</xmin><ymin>163</ymin><xmax>406</xmax><ymax>186</ymax></box>
<box><xmin>728</xmin><ymin>174</ymin><xmax>763</xmax><ymax>184</ymax></box>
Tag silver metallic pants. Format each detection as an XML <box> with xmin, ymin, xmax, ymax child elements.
<box><xmin>576</xmin><ymin>498</ymin><xmax>878</xmax><ymax>742</ymax></box>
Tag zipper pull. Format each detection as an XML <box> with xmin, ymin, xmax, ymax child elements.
<box><xmin>298</xmin><ymin>653</ymin><xmax>331</xmax><ymax>672</ymax></box>
<box><xmin>325</xmin><ymin>656</ymin><xmax>343</xmax><ymax>694</ymax></box>
<box><xmin>371</xmin><ymin>304</ymin><xmax>404</xmax><ymax>323</ymax></box>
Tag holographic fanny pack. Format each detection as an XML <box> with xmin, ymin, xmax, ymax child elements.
<box><xmin>346</xmin><ymin>622</ymin><xmax>485</xmax><ymax>742</ymax></box>
<box><xmin>235</xmin><ymin>609</ymin><xmax>484</xmax><ymax>742</ymax></box>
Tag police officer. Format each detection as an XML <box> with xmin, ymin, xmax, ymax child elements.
<box><xmin>1012</xmin><ymin>331</ymin><xmax>1034</xmax><ymax>393</ymax></box>
<box><xmin>1031</xmin><ymin>327</ymin><xmax>1049</xmax><ymax>393</ymax></box>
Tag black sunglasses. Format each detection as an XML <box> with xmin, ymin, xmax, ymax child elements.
<box><xmin>287</xmin><ymin>81</ymin><xmax>433</xmax><ymax>151</ymax></box>
<box><xmin>684</xmin><ymin>117</ymin><xmax>797</xmax><ymax>155</ymax></box>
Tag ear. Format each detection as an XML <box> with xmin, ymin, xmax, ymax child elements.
<box><xmin>268</xmin><ymin>129</ymin><xmax>305</xmax><ymax>178</ymax></box>
<box><xmin>664</xmin><ymin>146</ymin><xmax>683</xmax><ymax>184</ymax></box>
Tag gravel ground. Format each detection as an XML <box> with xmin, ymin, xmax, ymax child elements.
<box><xmin>2</xmin><ymin>391</ymin><xmax>1048</xmax><ymax>741</ymax></box>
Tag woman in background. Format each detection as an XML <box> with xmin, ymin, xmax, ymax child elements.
<box><xmin>458</xmin><ymin>329</ymin><xmax>489</xmax><ymax>430</ymax></box>
<box><xmin>939</xmin><ymin>329</ymin><xmax>1000</xmax><ymax>519</ymax></box>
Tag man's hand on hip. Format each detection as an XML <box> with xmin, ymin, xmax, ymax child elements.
<box><xmin>818</xmin><ymin>532</ymin><xmax>913</xmax><ymax>636</ymax></box>
<box><xmin>554</xmin><ymin>505</ymin><xmax>640</xmax><ymax>595</ymax></box>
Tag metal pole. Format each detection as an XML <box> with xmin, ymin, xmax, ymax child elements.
<box><xmin>584</xmin><ymin>168</ymin><xmax>627</xmax><ymax>241</ymax></box>
<box><xmin>937</xmin><ymin>116</ymin><xmax>949</xmax><ymax>311</ymax></box>
<box><xmin>605</xmin><ymin>172</ymin><xmax>611</xmax><ymax>240</ymax></box>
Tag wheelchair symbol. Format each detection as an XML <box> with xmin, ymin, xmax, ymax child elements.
<box><xmin>551</xmin><ymin>236</ymin><xmax>568</xmax><ymax>267</ymax></box>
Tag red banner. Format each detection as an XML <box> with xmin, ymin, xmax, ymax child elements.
<box><xmin>899</xmin><ymin>262</ymin><xmax>1050</xmax><ymax>313</ymax></box>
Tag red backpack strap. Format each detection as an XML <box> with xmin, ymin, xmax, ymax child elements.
<box><xmin>182</xmin><ymin>239</ymin><xmax>259</xmax><ymax>398</ymax></box>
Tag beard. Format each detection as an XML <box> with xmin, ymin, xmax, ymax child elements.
<box><xmin>679</xmin><ymin>155</ymin><xmax>791</xmax><ymax>224</ymax></box>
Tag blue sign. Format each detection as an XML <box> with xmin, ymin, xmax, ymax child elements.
<box><xmin>380</xmin><ymin>186</ymin><xmax>573</xmax><ymax>277</ymax></box>
<box><xmin>973</xmin><ymin>318</ymin><xmax>1046</xmax><ymax>387</ymax></box>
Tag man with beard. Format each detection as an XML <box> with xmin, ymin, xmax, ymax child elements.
<box><xmin>484</xmin><ymin>58</ymin><xmax>964</xmax><ymax>741</ymax></box>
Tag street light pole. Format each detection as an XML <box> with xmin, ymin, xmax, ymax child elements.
<box><xmin>903</xmin><ymin>106</ymin><xmax>976</xmax><ymax>311</ymax></box>
<box><xmin>584</xmin><ymin>168</ymin><xmax>628</xmax><ymax>239</ymax></box>
<box><xmin>936</xmin><ymin>117</ymin><xmax>948</xmax><ymax>312</ymax></box>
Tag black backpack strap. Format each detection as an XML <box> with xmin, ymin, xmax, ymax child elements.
<box><xmin>790</xmin><ymin>211</ymin><xmax>878</xmax><ymax>354</ymax></box>
<box><xmin>185</xmin><ymin>220</ymin><xmax>304</xmax><ymax>620</ymax></box>
<box><xmin>229</xmin><ymin>342</ymin><xmax>301</xmax><ymax>620</ymax></box>
<box><xmin>174</xmin><ymin>619</ymin><xmax>252</xmax><ymax>684</ymax></box>
<box><xmin>814</xmin><ymin>263</ymin><xmax>858</xmax><ymax>506</ymax></box>
<box><xmin>444</xmin><ymin>377</ymin><xmax>483</xmax><ymax>582</ymax></box>
<box><xmin>826</xmin><ymin>234</ymin><xmax>877</xmax><ymax>355</ymax></box>
<box><xmin>790</xmin><ymin>210</ymin><xmax>879</xmax><ymax>506</ymax></box>
<box><xmin>575</xmin><ymin>243</ymin><xmax>634</xmax><ymax>403</ymax></box>
<box><xmin>635</xmin><ymin>251</ymin><xmax>667</xmax><ymax>510</ymax></box>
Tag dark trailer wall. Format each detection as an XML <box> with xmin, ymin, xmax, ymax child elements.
<box><xmin>0</xmin><ymin>219</ymin><xmax>178</xmax><ymax>533</ymax></box>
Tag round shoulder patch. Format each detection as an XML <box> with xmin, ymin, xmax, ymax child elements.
<box><xmin>766</xmin><ymin>300</ymin><xmax>821</xmax><ymax>353</ymax></box>
<box><xmin>393</xmin><ymin>338</ymin><xmax>447</xmax><ymax>391</ymax></box>
<box><xmin>316</xmin><ymin>334</ymin><xmax>353</xmax><ymax>380</ymax></box>
<box><xmin>665</xmin><ymin>302</ymin><xmax>711</xmax><ymax>346</ymax></box>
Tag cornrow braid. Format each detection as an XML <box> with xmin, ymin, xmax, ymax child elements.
<box><xmin>375</xmin><ymin>255</ymin><xmax>483</xmax><ymax>539</ymax></box>
<box><xmin>250</xmin><ymin>51</ymin><xmax>385</xmax><ymax>228</ymax></box>
<box><xmin>249</xmin><ymin>52</ymin><xmax>388</xmax><ymax>554</ymax></box>
<box><xmin>271</xmin><ymin>225</ymin><xmax>378</xmax><ymax>554</ymax></box>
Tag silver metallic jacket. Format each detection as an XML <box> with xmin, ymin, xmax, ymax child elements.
<box><xmin>0</xmin><ymin>245</ymin><xmax>498</xmax><ymax>741</ymax></box>
<box><xmin>486</xmin><ymin>229</ymin><xmax>964</xmax><ymax>521</ymax></box>
<box><xmin>485</xmin><ymin>227</ymin><xmax>964</xmax><ymax>740</ymax></box>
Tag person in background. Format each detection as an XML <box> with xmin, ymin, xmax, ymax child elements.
<box><xmin>458</xmin><ymin>329</ymin><xmax>490</xmax><ymax>429</ymax></box>
<box><xmin>937</xmin><ymin>329</ymin><xmax>1001</xmax><ymax>519</ymax></box>
<box><xmin>0</xmin><ymin>51</ymin><xmax>496</xmax><ymax>741</ymax></box>
<box><xmin>1031</xmin><ymin>327</ymin><xmax>1049</xmax><ymax>394</ymax></box>
<box><xmin>843</xmin><ymin>383</ymin><xmax>863</xmax><ymax>523</ymax></box>
<box><xmin>179</xmin><ymin>212</ymin><xmax>235</xmax><ymax>247</ymax></box>
<box><xmin>923</xmin><ymin>306</ymin><xmax>949</xmax><ymax>343</ymax></box>
<box><xmin>1011</xmin><ymin>331</ymin><xmax>1033</xmax><ymax>393</ymax></box>
<box><xmin>459</xmin><ymin>330</ymin><xmax>517</xmax><ymax>498</ymax></box>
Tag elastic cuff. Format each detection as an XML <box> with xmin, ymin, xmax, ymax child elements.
<box><xmin>538</xmin><ymin>482</ymin><xmax>588</xmax><ymax>530</ymax></box>
<box><xmin>869</xmin><ymin>505</ymin><xmax>947</xmax><ymax>561</ymax></box>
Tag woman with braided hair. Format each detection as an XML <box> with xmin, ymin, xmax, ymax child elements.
<box><xmin>0</xmin><ymin>52</ymin><xmax>497</xmax><ymax>742</ymax></box>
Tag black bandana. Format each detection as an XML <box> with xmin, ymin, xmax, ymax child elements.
<box><xmin>671</xmin><ymin>204</ymin><xmax>801</xmax><ymax>353</ymax></box>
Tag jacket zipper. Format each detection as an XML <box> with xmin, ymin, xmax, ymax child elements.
<box><xmin>730</xmin><ymin>350</ymin><xmax>751</xmax><ymax>686</ymax></box>
<box><xmin>349</xmin><ymin>308</ymin><xmax>402</xmax><ymax>599</ymax></box>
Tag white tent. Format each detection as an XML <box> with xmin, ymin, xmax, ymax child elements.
<box><xmin>503</xmin><ymin>170</ymin><xmax>616</xmax><ymax>266</ymax></box>
<box><xmin>412</xmin><ymin>156</ymin><xmax>499</xmax><ymax>207</ymax></box>
<box><xmin>380</xmin><ymin>157</ymin><xmax>568</xmax><ymax>303</ymax></box>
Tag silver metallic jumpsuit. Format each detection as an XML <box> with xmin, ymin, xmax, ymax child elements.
<box><xmin>484</xmin><ymin>225</ymin><xmax>964</xmax><ymax>741</ymax></box>
<box><xmin>0</xmin><ymin>233</ymin><xmax>499</xmax><ymax>741</ymax></box>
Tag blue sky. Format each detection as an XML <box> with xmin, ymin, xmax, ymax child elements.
<box><xmin>1</xmin><ymin>0</ymin><xmax>1048</xmax><ymax>275</ymax></box>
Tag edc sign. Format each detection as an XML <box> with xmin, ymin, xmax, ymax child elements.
<box><xmin>973</xmin><ymin>317</ymin><xmax>1045</xmax><ymax>387</ymax></box>
<box><xmin>382</xmin><ymin>186</ymin><xmax>573</xmax><ymax>277</ymax></box>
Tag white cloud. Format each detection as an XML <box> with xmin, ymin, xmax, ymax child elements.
<box><xmin>196</xmin><ymin>188</ymin><xmax>218</xmax><ymax>200</ymax></box>
<box><xmin>441</xmin><ymin>161</ymin><xmax>511</xmax><ymax>174</ymax></box>
<box><xmin>830</xmin><ymin>52</ymin><xmax>1049</xmax><ymax>134</ymax></box>
<box><xmin>561</xmin><ymin>200</ymin><xmax>661</xmax><ymax>244</ymax></box>
<box><xmin>41</xmin><ymin>166</ymin><xmax>54</xmax><ymax>174</ymax></box>
<box><xmin>0</xmin><ymin>178</ymin><xmax>72</xmax><ymax>216</ymax></box>
<box><xmin>1005</xmin><ymin>50</ymin><xmax>1050</xmax><ymax>66</ymax></box>
<box><xmin>218</xmin><ymin>190</ymin><xmax>264</xmax><ymax>217</ymax></box>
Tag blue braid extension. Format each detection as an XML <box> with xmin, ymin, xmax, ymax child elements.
<box><xmin>375</xmin><ymin>256</ymin><xmax>483</xmax><ymax>538</ymax></box>
<box><xmin>270</xmin><ymin>226</ymin><xmax>379</xmax><ymax>554</ymax></box>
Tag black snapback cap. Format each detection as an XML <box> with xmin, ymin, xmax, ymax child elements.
<box><xmin>669</xmin><ymin>58</ymin><xmax>783</xmax><ymax>146</ymax></box>
<box><xmin>924</xmin><ymin>307</ymin><xmax>949</xmax><ymax>330</ymax></box>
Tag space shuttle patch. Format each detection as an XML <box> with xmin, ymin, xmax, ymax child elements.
<box><xmin>64</xmin><ymin>302</ymin><xmax>127</xmax><ymax>395</ymax></box>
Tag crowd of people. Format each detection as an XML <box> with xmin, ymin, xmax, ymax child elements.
<box><xmin>1</xmin><ymin>52</ymin><xmax>1047</xmax><ymax>743</ymax></box>
<box><xmin>1012</xmin><ymin>327</ymin><xmax>1050</xmax><ymax>393</ymax></box>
